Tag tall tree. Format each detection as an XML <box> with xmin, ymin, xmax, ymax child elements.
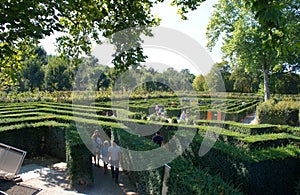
<box><xmin>44</xmin><ymin>56</ymin><xmax>74</xmax><ymax>91</ymax></box>
<box><xmin>18</xmin><ymin>47</ymin><xmax>47</xmax><ymax>91</ymax></box>
<box><xmin>206</xmin><ymin>0</ymin><xmax>299</xmax><ymax>101</ymax></box>
<box><xmin>192</xmin><ymin>74</ymin><xmax>208</xmax><ymax>91</ymax></box>
<box><xmin>205</xmin><ymin>62</ymin><xmax>226</xmax><ymax>92</ymax></box>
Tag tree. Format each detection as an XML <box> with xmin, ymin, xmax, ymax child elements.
<box><xmin>205</xmin><ymin>62</ymin><xmax>226</xmax><ymax>92</ymax></box>
<box><xmin>1</xmin><ymin>0</ymin><xmax>159</xmax><ymax>84</ymax></box>
<box><xmin>206</xmin><ymin>0</ymin><xmax>299</xmax><ymax>101</ymax></box>
<box><xmin>230</xmin><ymin>65</ymin><xmax>261</xmax><ymax>93</ymax></box>
<box><xmin>17</xmin><ymin>47</ymin><xmax>47</xmax><ymax>91</ymax></box>
<box><xmin>269</xmin><ymin>73</ymin><xmax>300</xmax><ymax>94</ymax></box>
<box><xmin>192</xmin><ymin>74</ymin><xmax>207</xmax><ymax>91</ymax></box>
<box><xmin>44</xmin><ymin>56</ymin><xmax>74</xmax><ymax>91</ymax></box>
<box><xmin>4</xmin><ymin>0</ymin><xmax>295</xmax><ymax>88</ymax></box>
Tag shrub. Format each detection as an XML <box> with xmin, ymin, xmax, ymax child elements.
<box><xmin>257</xmin><ymin>100</ymin><xmax>299</xmax><ymax>126</ymax></box>
<box><xmin>171</xmin><ymin>117</ymin><xmax>178</xmax><ymax>124</ymax></box>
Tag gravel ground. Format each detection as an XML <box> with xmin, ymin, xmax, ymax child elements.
<box><xmin>0</xmin><ymin>157</ymin><xmax>137</xmax><ymax>195</ymax></box>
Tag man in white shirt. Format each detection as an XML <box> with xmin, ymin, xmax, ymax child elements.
<box><xmin>108</xmin><ymin>139</ymin><xmax>122</xmax><ymax>184</ymax></box>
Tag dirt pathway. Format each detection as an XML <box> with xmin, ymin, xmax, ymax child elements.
<box><xmin>0</xmin><ymin>160</ymin><xmax>137</xmax><ymax>195</ymax></box>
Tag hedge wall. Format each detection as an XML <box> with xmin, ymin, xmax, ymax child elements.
<box><xmin>0</xmin><ymin>126</ymin><xmax>66</xmax><ymax>160</ymax></box>
<box><xmin>112</xmin><ymin>125</ymin><xmax>243</xmax><ymax>194</ymax></box>
<box><xmin>0</xmin><ymin>121</ymin><xmax>94</xmax><ymax>186</ymax></box>
<box><xmin>257</xmin><ymin>100</ymin><xmax>299</xmax><ymax>126</ymax></box>
<box><xmin>186</xmin><ymin>135</ymin><xmax>300</xmax><ymax>194</ymax></box>
<box><xmin>65</xmin><ymin>125</ymin><xmax>93</xmax><ymax>185</ymax></box>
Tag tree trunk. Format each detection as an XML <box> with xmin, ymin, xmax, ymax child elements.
<box><xmin>263</xmin><ymin>66</ymin><xmax>270</xmax><ymax>101</ymax></box>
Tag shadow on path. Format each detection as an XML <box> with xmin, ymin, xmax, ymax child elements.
<box><xmin>0</xmin><ymin>161</ymin><xmax>138</xmax><ymax>195</ymax></box>
<box><xmin>77</xmin><ymin>162</ymin><xmax>138</xmax><ymax>195</ymax></box>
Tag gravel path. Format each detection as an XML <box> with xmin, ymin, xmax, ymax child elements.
<box><xmin>241</xmin><ymin>111</ymin><xmax>257</xmax><ymax>124</ymax></box>
<box><xmin>0</xmin><ymin>161</ymin><xmax>137</xmax><ymax>195</ymax></box>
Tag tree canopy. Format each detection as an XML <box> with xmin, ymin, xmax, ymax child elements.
<box><xmin>1</xmin><ymin>0</ymin><xmax>211</xmax><ymax>84</ymax></box>
<box><xmin>206</xmin><ymin>0</ymin><xmax>299</xmax><ymax>100</ymax></box>
<box><xmin>1</xmin><ymin>0</ymin><xmax>159</xmax><ymax>85</ymax></box>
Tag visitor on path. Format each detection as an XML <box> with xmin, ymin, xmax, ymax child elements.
<box><xmin>179</xmin><ymin>111</ymin><xmax>187</xmax><ymax>123</ymax></box>
<box><xmin>108</xmin><ymin>140</ymin><xmax>122</xmax><ymax>184</ymax></box>
<box><xmin>91</xmin><ymin>130</ymin><xmax>102</xmax><ymax>167</ymax></box>
<box><xmin>158</xmin><ymin>107</ymin><xmax>163</xmax><ymax>115</ymax></box>
<box><xmin>101</xmin><ymin>140</ymin><xmax>110</xmax><ymax>174</ymax></box>
<box><xmin>155</xmin><ymin>104</ymin><xmax>159</xmax><ymax>115</ymax></box>
<box><xmin>152</xmin><ymin>131</ymin><xmax>164</xmax><ymax>147</ymax></box>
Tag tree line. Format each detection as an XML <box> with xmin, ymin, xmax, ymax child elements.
<box><xmin>12</xmin><ymin>46</ymin><xmax>299</xmax><ymax>95</ymax></box>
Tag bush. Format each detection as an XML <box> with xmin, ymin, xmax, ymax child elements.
<box><xmin>257</xmin><ymin>100</ymin><xmax>299</xmax><ymax>126</ymax></box>
<box><xmin>171</xmin><ymin>117</ymin><xmax>178</xmax><ymax>124</ymax></box>
<box><xmin>165</xmin><ymin>107</ymin><xmax>181</xmax><ymax>118</ymax></box>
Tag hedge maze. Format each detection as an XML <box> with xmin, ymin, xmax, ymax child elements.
<box><xmin>0</xmin><ymin>96</ymin><xmax>299</xmax><ymax>194</ymax></box>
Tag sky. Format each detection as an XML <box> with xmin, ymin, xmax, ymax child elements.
<box><xmin>151</xmin><ymin>0</ymin><xmax>222</xmax><ymax>60</ymax></box>
<box><xmin>39</xmin><ymin>0</ymin><xmax>222</xmax><ymax>75</ymax></box>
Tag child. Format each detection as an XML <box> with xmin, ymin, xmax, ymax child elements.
<box><xmin>101</xmin><ymin>140</ymin><xmax>110</xmax><ymax>174</ymax></box>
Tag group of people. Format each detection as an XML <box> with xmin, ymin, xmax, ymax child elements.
<box><xmin>91</xmin><ymin>130</ymin><xmax>121</xmax><ymax>184</ymax></box>
<box><xmin>91</xmin><ymin>129</ymin><xmax>165</xmax><ymax>184</ymax></box>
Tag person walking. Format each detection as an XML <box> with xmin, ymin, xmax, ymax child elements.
<box><xmin>108</xmin><ymin>140</ymin><xmax>122</xmax><ymax>184</ymax></box>
<box><xmin>179</xmin><ymin>110</ymin><xmax>187</xmax><ymax>124</ymax></box>
<box><xmin>152</xmin><ymin>131</ymin><xmax>164</xmax><ymax>147</ymax></box>
<box><xmin>101</xmin><ymin>140</ymin><xmax>110</xmax><ymax>174</ymax></box>
<box><xmin>91</xmin><ymin>130</ymin><xmax>102</xmax><ymax>167</ymax></box>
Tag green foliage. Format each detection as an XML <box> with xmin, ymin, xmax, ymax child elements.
<box><xmin>168</xmin><ymin>157</ymin><xmax>243</xmax><ymax>195</ymax></box>
<box><xmin>207</xmin><ymin>0</ymin><xmax>300</xmax><ymax>101</ymax></box>
<box><xmin>192</xmin><ymin>74</ymin><xmax>207</xmax><ymax>91</ymax></box>
<box><xmin>257</xmin><ymin>100</ymin><xmax>300</xmax><ymax>126</ymax></box>
<box><xmin>189</xmin><ymin>135</ymin><xmax>300</xmax><ymax>194</ymax></box>
<box><xmin>1</xmin><ymin>0</ymin><xmax>159</xmax><ymax>83</ymax></box>
<box><xmin>269</xmin><ymin>73</ymin><xmax>300</xmax><ymax>94</ymax></box>
<box><xmin>205</xmin><ymin>62</ymin><xmax>226</xmax><ymax>92</ymax></box>
<box><xmin>172</xmin><ymin>117</ymin><xmax>178</xmax><ymax>124</ymax></box>
<box><xmin>65</xmin><ymin>124</ymin><xmax>93</xmax><ymax>185</ymax></box>
<box><xmin>165</xmin><ymin>108</ymin><xmax>181</xmax><ymax>118</ymax></box>
<box><xmin>0</xmin><ymin>98</ymin><xmax>300</xmax><ymax>193</ymax></box>
<box><xmin>18</xmin><ymin>47</ymin><xmax>47</xmax><ymax>91</ymax></box>
<box><xmin>230</xmin><ymin>65</ymin><xmax>261</xmax><ymax>93</ymax></box>
<box><xmin>44</xmin><ymin>56</ymin><xmax>74</xmax><ymax>91</ymax></box>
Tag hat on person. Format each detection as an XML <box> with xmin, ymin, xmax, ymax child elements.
<box><xmin>104</xmin><ymin>140</ymin><xmax>109</xmax><ymax>145</ymax></box>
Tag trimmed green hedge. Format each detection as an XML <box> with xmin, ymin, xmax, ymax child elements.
<box><xmin>257</xmin><ymin>100</ymin><xmax>299</xmax><ymax>126</ymax></box>
<box><xmin>0</xmin><ymin>124</ymin><xmax>66</xmax><ymax>160</ymax></box>
<box><xmin>0</xmin><ymin>120</ymin><xmax>94</xmax><ymax>186</ymax></box>
<box><xmin>65</xmin><ymin>124</ymin><xmax>93</xmax><ymax>185</ymax></box>
<box><xmin>112</xmin><ymin>126</ymin><xmax>243</xmax><ymax>195</ymax></box>
<box><xmin>186</xmin><ymin>135</ymin><xmax>300</xmax><ymax>194</ymax></box>
<box><xmin>167</xmin><ymin>157</ymin><xmax>243</xmax><ymax>195</ymax></box>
